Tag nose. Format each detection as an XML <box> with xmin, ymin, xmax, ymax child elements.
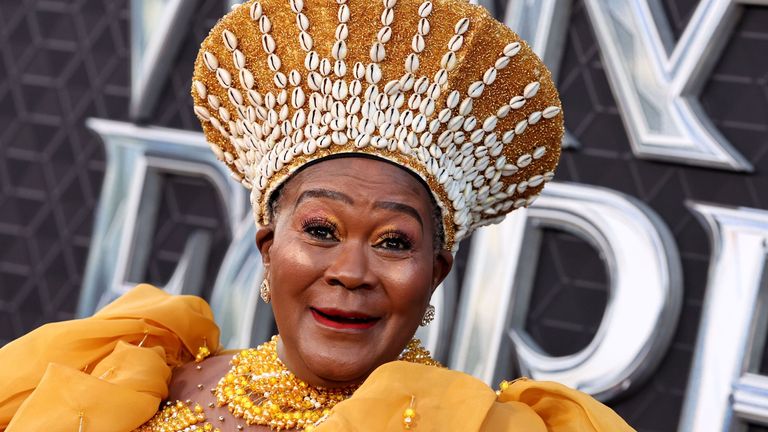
<box><xmin>324</xmin><ymin>240</ymin><xmax>376</xmax><ymax>290</ymax></box>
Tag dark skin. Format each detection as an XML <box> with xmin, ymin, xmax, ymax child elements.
<box><xmin>167</xmin><ymin>157</ymin><xmax>453</xmax><ymax>431</ymax></box>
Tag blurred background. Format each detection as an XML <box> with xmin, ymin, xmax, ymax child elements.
<box><xmin>0</xmin><ymin>0</ymin><xmax>767</xmax><ymax>431</ymax></box>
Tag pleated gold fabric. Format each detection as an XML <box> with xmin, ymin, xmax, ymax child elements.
<box><xmin>323</xmin><ymin>362</ymin><xmax>635</xmax><ymax>431</ymax></box>
<box><xmin>0</xmin><ymin>285</ymin><xmax>220</xmax><ymax>432</ymax></box>
<box><xmin>0</xmin><ymin>286</ymin><xmax>634</xmax><ymax>431</ymax></box>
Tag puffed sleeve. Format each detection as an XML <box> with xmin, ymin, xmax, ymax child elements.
<box><xmin>0</xmin><ymin>284</ymin><xmax>220</xmax><ymax>432</ymax></box>
<box><xmin>319</xmin><ymin>362</ymin><xmax>634</xmax><ymax>432</ymax></box>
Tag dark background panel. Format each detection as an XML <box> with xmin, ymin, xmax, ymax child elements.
<box><xmin>1</xmin><ymin>1</ymin><xmax>767</xmax><ymax>431</ymax></box>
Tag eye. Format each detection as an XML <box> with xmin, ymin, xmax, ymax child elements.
<box><xmin>376</xmin><ymin>231</ymin><xmax>413</xmax><ymax>251</ymax></box>
<box><xmin>301</xmin><ymin>218</ymin><xmax>338</xmax><ymax>241</ymax></box>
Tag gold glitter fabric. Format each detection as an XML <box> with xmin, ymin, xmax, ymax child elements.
<box><xmin>192</xmin><ymin>0</ymin><xmax>564</xmax><ymax>251</ymax></box>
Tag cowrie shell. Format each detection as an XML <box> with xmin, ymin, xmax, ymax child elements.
<box><xmin>495</xmin><ymin>56</ymin><xmax>510</xmax><ymax>70</ymax></box>
<box><xmin>483</xmin><ymin>115</ymin><xmax>498</xmax><ymax>132</ymax></box>
<box><xmin>296</xmin><ymin>13</ymin><xmax>309</xmax><ymax>31</ymax></box>
<box><xmin>418</xmin><ymin>18</ymin><xmax>430</xmax><ymax>35</ymax></box>
<box><xmin>353</xmin><ymin>62</ymin><xmax>366</xmax><ymax>80</ymax></box>
<box><xmin>259</xmin><ymin>15</ymin><xmax>272</xmax><ymax>33</ymax></box>
<box><xmin>262</xmin><ymin>34</ymin><xmax>276</xmax><ymax>53</ymax></box>
<box><xmin>338</xmin><ymin>4</ymin><xmax>350</xmax><ymax>22</ymax></box>
<box><xmin>418</xmin><ymin>1</ymin><xmax>433</xmax><ymax>17</ymax></box>
<box><xmin>517</xmin><ymin>154</ymin><xmax>532</xmax><ymax>167</ymax></box>
<box><xmin>370</xmin><ymin>42</ymin><xmax>386</xmax><ymax>62</ymax></box>
<box><xmin>434</xmin><ymin>69</ymin><xmax>448</xmax><ymax>86</ymax></box>
<box><xmin>448</xmin><ymin>34</ymin><xmax>464</xmax><ymax>52</ymax></box>
<box><xmin>455</xmin><ymin>18</ymin><xmax>470</xmax><ymax>35</ymax></box>
<box><xmin>250</xmin><ymin>2</ymin><xmax>263</xmax><ymax>20</ymax></box>
<box><xmin>218</xmin><ymin>107</ymin><xmax>230</xmax><ymax>122</ymax></box>
<box><xmin>515</xmin><ymin>120</ymin><xmax>528</xmax><ymax>135</ymax></box>
<box><xmin>216</xmin><ymin>68</ymin><xmax>232</xmax><ymax>88</ymax></box>
<box><xmin>207</xmin><ymin>94</ymin><xmax>220</xmax><ymax>110</ymax></box>
<box><xmin>533</xmin><ymin>146</ymin><xmax>546</xmax><ymax>159</ymax></box>
<box><xmin>377</xmin><ymin>26</ymin><xmax>392</xmax><ymax>43</ymax></box>
<box><xmin>412</xmin><ymin>34</ymin><xmax>426</xmax><ymax>53</ymax></box>
<box><xmin>510</xmin><ymin>95</ymin><xmax>525</xmax><ymax>109</ymax></box>
<box><xmin>305</xmin><ymin>51</ymin><xmax>320</xmax><ymax>71</ymax></box>
<box><xmin>193</xmin><ymin>81</ymin><xmax>207</xmax><ymax>99</ymax></box>
<box><xmin>289</xmin><ymin>70</ymin><xmax>302</xmax><ymax>86</ymax></box>
<box><xmin>366</xmin><ymin>63</ymin><xmax>382</xmax><ymax>84</ymax></box>
<box><xmin>268</xmin><ymin>54</ymin><xmax>281</xmax><ymax>71</ymax></box>
<box><xmin>332</xmin><ymin>40</ymin><xmax>348</xmax><ymax>60</ymax></box>
<box><xmin>273</xmin><ymin>72</ymin><xmax>287</xmax><ymax>88</ymax></box>
<box><xmin>299</xmin><ymin>32</ymin><xmax>313</xmax><ymax>51</ymax></box>
<box><xmin>381</xmin><ymin>8</ymin><xmax>394</xmax><ymax>26</ymax></box>
<box><xmin>524</xmin><ymin>81</ymin><xmax>540</xmax><ymax>99</ymax></box>
<box><xmin>292</xmin><ymin>87</ymin><xmax>306</xmax><ymax>108</ymax></box>
<box><xmin>441</xmin><ymin>51</ymin><xmax>457</xmax><ymax>71</ymax></box>
<box><xmin>232</xmin><ymin>50</ymin><xmax>246</xmax><ymax>70</ymax></box>
<box><xmin>459</xmin><ymin>98</ymin><xmax>473</xmax><ymax>116</ymax></box>
<box><xmin>336</xmin><ymin>24</ymin><xmax>349</xmax><ymax>41</ymax></box>
<box><xmin>228</xmin><ymin>88</ymin><xmax>244</xmax><ymax>106</ymax></box>
<box><xmin>319</xmin><ymin>59</ymin><xmax>332</xmax><ymax>76</ymax></box>
<box><xmin>528</xmin><ymin>111</ymin><xmax>542</xmax><ymax>125</ymax></box>
<box><xmin>194</xmin><ymin>106</ymin><xmax>211</xmax><ymax>120</ymax></box>
<box><xmin>203</xmin><ymin>52</ymin><xmax>218</xmax><ymax>71</ymax></box>
<box><xmin>543</xmin><ymin>106</ymin><xmax>561</xmax><ymax>119</ymax></box>
<box><xmin>468</xmin><ymin>81</ymin><xmax>485</xmax><ymax>98</ymax></box>
<box><xmin>446</xmin><ymin>91</ymin><xmax>461</xmax><ymax>109</ymax></box>
<box><xmin>504</xmin><ymin>42</ymin><xmax>521</xmax><ymax>57</ymax></box>
<box><xmin>222</xmin><ymin>30</ymin><xmax>238</xmax><ymax>51</ymax></box>
<box><xmin>483</xmin><ymin>67</ymin><xmax>497</xmax><ymax>85</ymax></box>
<box><xmin>290</xmin><ymin>0</ymin><xmax>303</xmax><ymax>13</ymax></box>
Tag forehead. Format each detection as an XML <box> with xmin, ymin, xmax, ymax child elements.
<box><xmin>281</xmin><ymin>157</ymin><xmax>433</xmax><ymax>209</ymax></box>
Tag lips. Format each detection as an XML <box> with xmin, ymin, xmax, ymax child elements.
<box><xmin>310</xmin><ymin>307</ymin><xmax>381</xmax><ymax>330</ymax></box>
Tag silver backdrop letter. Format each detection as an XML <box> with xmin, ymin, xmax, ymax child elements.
<box><xmin>680</xmin><ymin>203</ymin><xmax>768</xmax><ymax>431</ymax></box>
<box><xmin>583</xmin><ymin>0</ymin><xmax>754</xmax><ymax>171</ymax></box>
<box><xmin>130</xmin><ymin>0</ymin><xmax>200</xmax><ymax>121</ymax></box>
<box><xmin>449</xmin><ymin>182</ymin><xmax>682</xmax><ymax>400</ymax></box>
<box><xmin>78</xmin><ymin>119</ymin><xmax>247</xmax><ymax>316</ymax></box>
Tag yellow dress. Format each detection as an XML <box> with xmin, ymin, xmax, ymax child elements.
<box><xmin>0</xmin><ymin>285</ymin><xmax>634</xmax><ymax>432</ymax></box>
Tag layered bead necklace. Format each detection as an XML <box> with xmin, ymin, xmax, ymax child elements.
<box><xmin>215</xmin><ymin>336</ymin><xmax>440</xmax><ymax>431</ymax></box>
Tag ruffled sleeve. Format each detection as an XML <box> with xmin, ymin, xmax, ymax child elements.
<box><xmin>0</xmin><ymin>284</ymin><xmax>220</xmax><ymax>432</ymax></box>
<box><xmin>320</xmin><ymin>362</ymin><xmax>634</xmax><ymax>432</ymax></box>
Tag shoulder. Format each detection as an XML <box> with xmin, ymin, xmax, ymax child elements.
<box><xmin>323</xmin><ymin>362</ymin><xmax>635</xmax><ymax>432</ymax></box>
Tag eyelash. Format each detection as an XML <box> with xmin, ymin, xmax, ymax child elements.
<box><xmin>301</xmin><ymin>217</ymin><xmax>338</xmax><ymax>241</ymax></box>
<box><xmin>376</xmin><ymin>230</ymin><xmax>413</xmax><ymax>251</ymax></box>
<box><xmin>300</xmin><ymin>218</ymin><xmax>414</xmax><ymax>251</ymax></box>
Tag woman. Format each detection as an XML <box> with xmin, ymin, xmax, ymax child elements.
<box><xmin>0</xmin><ymin>0</ymin><xmax>634</xmax><ymax>430</ymax></box>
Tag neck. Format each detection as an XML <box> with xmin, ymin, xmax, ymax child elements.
<box><xmin>275</xmin><ymin>336</ymin><xmax>371</xmax><ymax>389</ymax></box>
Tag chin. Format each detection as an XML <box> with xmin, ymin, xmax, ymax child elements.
<box><xmin>300</xmin><ymin>341</ymin><xmax>378</xmax><ymax>386</ymax></box>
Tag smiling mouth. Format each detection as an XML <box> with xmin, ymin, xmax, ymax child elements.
<box><xmin>310</xmin><ymin>307</ymin><xmax>381</xmax><ymax>330</ymax></box>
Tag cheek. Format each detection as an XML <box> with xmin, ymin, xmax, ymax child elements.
<box><xmin>376</xmin><ymin>257</ymin><xmax>435</xmax><ymax>314</ymax></box>
<box><xmin>268</xmin><ymin>235</ymin><xmax>323</xmax><ymax>302</ymax></box>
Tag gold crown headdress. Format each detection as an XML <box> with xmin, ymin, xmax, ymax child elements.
<box><xmin>192</xmin><ymin>0</ymin><xmax>564</xmax><ymax>251</ymax></box>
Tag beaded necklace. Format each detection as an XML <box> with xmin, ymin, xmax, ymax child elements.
<box><xmin>215</xmin><ymin>336</ymin><xmax>440</xmax><ymax>431</ymax></box>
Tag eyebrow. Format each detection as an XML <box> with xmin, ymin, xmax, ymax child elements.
<box><xmin>294</xmin><ymin>188</ymin><xmax>424</xmax><ymax>227</ymax></box>
<box><xmin>295</xmin><ymin>189</ymin><xmax>354</xmax><ymax>208</ymax></box>
<box><xmin>373</xmin><ymin>201</ymin><xmax>424</xmax><ymax>228</ymax></box>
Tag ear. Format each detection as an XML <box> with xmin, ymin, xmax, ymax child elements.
<box><xmin>255</xmin><ymin>225</ymin><xmax>275</xmax><ymax>271</ymax></box>
<box><xmin>430</xmin><ymin>249</ymin><xmax>454</xmax><ymax>294</ymax></box>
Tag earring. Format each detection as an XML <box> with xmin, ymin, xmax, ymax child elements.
<box><xmin>420</xmin><ymin>304</ymin><xmax>435</xmax><ymax>326</ymax></box>
<box><xmin>260</xmin><ymin>279</ymin><xmax>271</xmax><ymax>303</ymax></box>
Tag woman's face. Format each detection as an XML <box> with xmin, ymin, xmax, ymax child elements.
<box><xmin>256</xmin><ymin>157</ymin><xmax>453</xmax><ymax>388</ymax></box>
